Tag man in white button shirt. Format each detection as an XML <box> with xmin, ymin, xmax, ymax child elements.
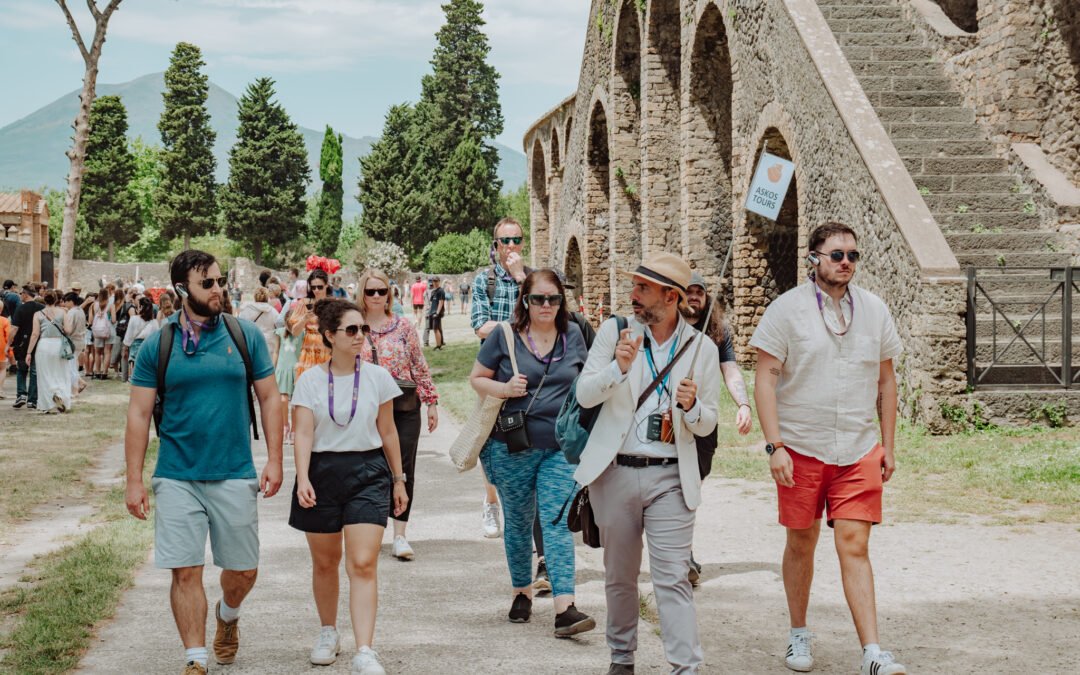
<box><xmin>575</xmin><ymin>252</ymin><xmax>721</xmax><ymax>675</ymax></box>
<box><xmin>751</xmin><ymin>223</ymin><xmax>906</xmax><ymax>675</ymax></box>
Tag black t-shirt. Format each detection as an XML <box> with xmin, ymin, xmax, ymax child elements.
<box><xmin>428</xmin><ymin>287</ymin><xmax>446</xmax><ymax>317</ymax></box>
<box><xmin>12</xmin><ymin>301</ymin><xmax>44</xmax><ymax>356</ymax></box>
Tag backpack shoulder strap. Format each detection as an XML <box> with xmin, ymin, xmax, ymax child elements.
<box><xmin>222</xmin><ymin>314</ymin><xmax>259</xmax><ymax>441</ymax></box>
<box><xmin>154</xmin><ymin>322</ymin><xmax>176</xmax><ymax>436</ymax></box>
<box><xmin>486</xmin><ymin>269</ymin><xmax>496</xmax><ymax>308</ymax></box>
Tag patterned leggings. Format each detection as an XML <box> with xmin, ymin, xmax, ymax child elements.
<box><xmin>480</xmin><ymin>439</ymin><xmax>578</xmax><ymax>597</ymax></box>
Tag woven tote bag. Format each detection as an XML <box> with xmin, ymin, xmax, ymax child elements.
<box><xmin>448</xmin><ymin>323</ymin><xmax>520</xmax><ymax>472</ymax></box>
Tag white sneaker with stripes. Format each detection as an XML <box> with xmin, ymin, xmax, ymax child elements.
<box><xmin>861</xmin><ymin>649</ymin><xmax>907</xmax><ymax>675</ymax></box>
<box><xmin>785</xmin><ymin>631</ymin><xmax>813</xmax><ymax>672</ymax></box>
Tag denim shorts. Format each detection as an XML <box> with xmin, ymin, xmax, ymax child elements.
<box><xmin>289</xmin><ymin>449</ymin><xmax>391</xmax><ymax>533</ymax></box>
<box><xmin>152</xmin><ymin>477</ymin><xmax>260</xmax><ymax>570</ymax></box>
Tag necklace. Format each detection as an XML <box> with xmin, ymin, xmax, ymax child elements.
<box><xmin>368</xmin><ymin>315</ymin><xmax>398</xmax><ymax>336</ymax></box>
<box><xmin>181</xmin><ymin>306</ymin><xmax>215</xmax><ymax>355</ymax></box>
<box><xmin>327</xmin><ymin>356</ymin><xmax>361</xmax><ymax>427</ymax></box>
<box><xmin>525</xmin><ymin>329</ymin><xmax>565</xmax><ymax>363</ymax></box>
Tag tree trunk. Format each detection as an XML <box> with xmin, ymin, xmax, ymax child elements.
<box><xmin>254</xmin><ymin>239</ymin><xmax>263</xmax><ymax>266</ymax></box>
<box><xmin>184</xmin><ymin>232</ymin><xmax>191</xmax><ymax>250</ymax></box>
<box><xmin>108</xmin><ymin>240</ymin><xmax>114</xmax><ymax>262</ymax></box>
<box><xmin>55</xmin><ymin>0</ymin><xmax>124</xmax><ymax>290</ymax></box>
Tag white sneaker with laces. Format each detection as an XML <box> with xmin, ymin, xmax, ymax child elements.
<box><xmin>785</xmin><ymin>631</ymin><xmax>813</xmax><ymax>672</ymax></box>
<box><xmin>392</xmin><ymin>535</ymin><xmax>414</xmax><ymax>560</ymax></box>
<box><xmin>351</xmin><ymin>646</ymin><xmax>387</xmax><ymax>675</ymax></box>
<box><xmin>861</xmin><ymin>649</ymin><xmax>906</xmax><ymax>675</ymax></box>
<box><xmin>482</xmin><ymin>500</ymin><xmax>501</xmax><ymax>538</ymax></box>
<box><xmin>310</xmin><ymin>626</ymin><xmax>340</xmax><ymax>665</ymax></box>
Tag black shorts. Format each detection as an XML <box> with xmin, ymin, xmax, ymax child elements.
<box><xmin>413</xmin><ymin>303</ymin><xmax>423</xmax><ymax>310</ymax></box>
<box><xmin>427</xmin><ymin>315</ymin><xmax>443</xmax><ymax>330</ymax></box>
<box><xmin>289</xmin><ymin>449</ymin><xmax>391</xmax><ymax>533</ymax></box>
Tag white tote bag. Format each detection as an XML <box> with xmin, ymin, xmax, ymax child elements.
<box><xmin>448</xmin><ymin>323</ymin><xmax>520</xmax><ymax>472</ymax></box>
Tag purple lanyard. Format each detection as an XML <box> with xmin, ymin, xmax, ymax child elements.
<box><xmin>525</xmin><ymin>330</ymin><xmax>566</xmax><ymax>363</ymax></box>
<box><xmin>810</xmin><ymin>274</ymin><xmax>854</xmax><ymax>336</ymax></box>
<box><xmin>327</xmin><ymin>357</ymin><xmax>361</xmax><ymax>427</ymax></box>
<box><xmin>181</xmin><ymin>306</ymin><xmax>214</xmax><ymax>354</ymax></box>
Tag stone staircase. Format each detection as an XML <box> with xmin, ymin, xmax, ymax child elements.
<box><xmin>817</xmin><ymin>0</ymin><xmax>1080</xmax><ymax>412</ymax></box>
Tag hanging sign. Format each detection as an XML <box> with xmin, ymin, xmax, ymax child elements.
<box><xmin>745</xmin><ymin>152</ymin><xmax>795</xmax><ymax>221</ymax></box>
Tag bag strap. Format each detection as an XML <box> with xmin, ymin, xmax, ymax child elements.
<box><xmin>222</xmin><ymin>314</ymin><xmax>259</xmax><ymax>441</ymax></box>
<box><xmin>153</xmin><ymin>322</ymin><xmax>176</xmax><ymax>436</ymax></box>
<box><xmin>365</xmin><ymin>333</ymin><xmax>379</xmax><ymax>366</ymax></box>
<box><xmin>636</xmin><ymin>331</ymin><xmax>697</xmax><ymax>412</ymax></box>
<box><xmin>522</xmin><ymin>336</ymin><xmax>556</xmax><ymax>417</ymax></box>
<box><xmin>499</xmin><ymin>322</ymin><xmax>519</xmax><ymax>377</ymax></box>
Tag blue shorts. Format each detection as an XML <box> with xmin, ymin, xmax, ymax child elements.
<box><xmin>152</xmin><ymin>477</ymin><xmax>260</xmax><ymax>570</ymax></box>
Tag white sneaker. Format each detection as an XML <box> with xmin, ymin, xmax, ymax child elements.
<box><xmin>785</xmin><ymin>631</ymin><xmax>813</xmax><ymax>672</ymax></box>
<box><xmin>351</xmin><ymin>646</ymin><xmax>387</xmax><ymax>675</ymax></box>
<box><xmin>310</xmin><ymin>626</ymin><xmax>340</xmax><ymax>665</ymax></box>
<box><xmin>482</xmin><ymin>500</ymin><xmax>501</xmax><ymax>538</ymax></box>
<box><xmin>861</xmin><ymin>649</ymin><xmax>906</xmax><ymax>675</ymax></box>
<box><xmin>392</xmin><ymin>535</ymin><xmax>414</xmax><ymax>560</ymax></box>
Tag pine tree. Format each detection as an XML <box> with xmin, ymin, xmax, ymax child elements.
<box><xmin>155</xmin><ymin>42</ymin><xmax>218</xmax><ymax>249</ymax></box>
<box><xmin>431</xmin><ymin>130</ymin><xmax>497</xmax><ymax>235</ymax></box>
<box><xmin>220</xmin><ymin>77</ymin><xmax>310</xmax><ymax>265</ymax></box>
<box><xmin>313</xmin><ymin>126</ymin><xmax>344</xmax><ymax>256</ymax></box>
<box><xmin>417</xmin><ymin>0</ymin><xmax>503</xmax><ymax>233</ymax></box>
<box><xmin>81</xmin><ymin>95</ymin><xmax>142</xmax><ymax>262</ymax></box>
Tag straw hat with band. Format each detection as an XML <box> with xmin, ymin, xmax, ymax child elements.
<box><xmin>621</xmin><ymin>252</ymin><xmax>693</xmax><ymax>299</ymax></box>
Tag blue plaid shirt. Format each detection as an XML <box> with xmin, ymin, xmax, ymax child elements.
<box><xmin>470</xmin><ymin>262</ymin><xmax>520</xmax><ymax>330</ymax></box>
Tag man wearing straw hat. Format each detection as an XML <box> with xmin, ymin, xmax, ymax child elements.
<box><xmin>574</xmin><ymin>252</ymin><xmax>722</xmax><ymax>674</ymax></box>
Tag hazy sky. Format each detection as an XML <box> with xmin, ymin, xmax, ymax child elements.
<box><xmin>0</xmin><ymin>0</ymin><xmax>589</xmax><ymax>148</ymax></box>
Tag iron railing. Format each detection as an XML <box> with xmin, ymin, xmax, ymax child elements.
<box><xmin>966</xmin><ymin>267</ymin><xmax>1076</xmax><ymax>389</ymax></box>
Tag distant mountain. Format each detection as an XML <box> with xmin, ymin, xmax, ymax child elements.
<box><xmin>0</xmin><ymin>72</ymin><xmax>527</xmax><ymax>217</ymax></box>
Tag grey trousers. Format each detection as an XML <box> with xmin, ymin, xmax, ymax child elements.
<box><xmin>590</xmin><ymin>462</ymin><xmax>703</xmax><ymax>673</ymax></box>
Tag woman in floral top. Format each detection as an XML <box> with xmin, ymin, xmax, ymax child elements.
<box><xmin>358</xmin><ymin>268</ymin><xmax>438</xmax><ymax>561</ymax></box>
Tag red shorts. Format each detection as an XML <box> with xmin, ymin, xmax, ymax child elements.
<box><xmin>777</xmin><ymin>445</ymin><xmax>884</xmax><ymax>529</ymax></box>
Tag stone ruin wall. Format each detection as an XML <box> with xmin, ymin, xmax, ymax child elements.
<box><xmin>525</xmin><ymin>0</ymin><xmax>970</xmax><ymax>429</ymax></box>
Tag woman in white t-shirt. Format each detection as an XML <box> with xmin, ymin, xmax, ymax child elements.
<box><xmin>288</xmin><ymin>298</ymin><xmax>408</xmax><ymax>675</ymax></box>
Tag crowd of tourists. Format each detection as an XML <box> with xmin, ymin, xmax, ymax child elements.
<box><xmin>113</xmin><ymin>217</ymin><xmax>907</xmax><ymax>675</ymax></box>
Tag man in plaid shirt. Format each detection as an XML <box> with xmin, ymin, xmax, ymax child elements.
<box><xmin>471</xmin><ymin>217</ymin><xmax>528</xmax><ymax>339</ymax></box>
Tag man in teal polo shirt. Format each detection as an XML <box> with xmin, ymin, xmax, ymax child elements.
<box><xmin>125</xmin><ymin>250</ymin><xmax>283</xmax><ymax>675</ymax></box>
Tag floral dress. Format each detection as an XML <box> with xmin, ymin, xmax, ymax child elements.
<box><xmin>294</xmin><ymin>312</ymin><xmax>330</xmax><ymax>382</ymax></box>
<box><xmin>358</xmin><ymin>315</ymin><xmax>438</xmax><ymax>406</ymax></box>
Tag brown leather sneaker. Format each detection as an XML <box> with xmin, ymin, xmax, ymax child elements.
<box><xmin>213</xmin><ymin>601</ymin><xmax>240</xmax><ymax>664</ymax></box>
<box><xmin>182</xmin><ymin>662</ymin><xmax>207</xmax><ymax>675</ymax></box>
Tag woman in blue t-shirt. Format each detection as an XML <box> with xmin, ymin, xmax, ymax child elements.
<box><xmin>468</xmin><ymin>269</ymin><xmax>595</xmax><ymax>638</ymax></box>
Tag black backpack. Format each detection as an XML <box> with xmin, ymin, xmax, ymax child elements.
<box><xmin>152</xmin><ymin>314</ymin><xmax>259</xmax><ymax>440</ymax></box>
<box><xmin>115</xmin><ymin>302</ymin><xmax>133</xmax><ymax>338</ymax></box>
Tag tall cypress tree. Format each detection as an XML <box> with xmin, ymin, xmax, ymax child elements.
<box><xmin>81</xmin><ymin>95</ymin><xmax>142</xmax><ymax>261</ymax></box>
<box><xmin>220</xmin><ymin>77</ymin><xmax>310</xmax><ymax>265</ymax></box>
<box><xmin>313</xmin><ymin>125</ymin><xmax>344</xmax><ymax>256</ymax></box>
<box><xmin>418</xmin><ymin>0</ymin><xmax>503</xmax><ymax>233</ymax></box>
<box><xmin>155</xmin><ymin>42</ymin><xmax>218</xmax><ymax>249</ymax></box>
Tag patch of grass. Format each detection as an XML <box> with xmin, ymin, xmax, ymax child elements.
<box><xmin>425</xmin><ymin>342</ymin><xmax>481</xmax><ymax>422</ymax></box>
<box><xmin>0</xmin><ymin>442</ymin><xmax>157</xmax><ymax>675</ymax></box>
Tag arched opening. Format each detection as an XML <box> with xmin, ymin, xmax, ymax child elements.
<box><xmin>642</xmin><ymin>0</ymin><xmax>682</xmax><ymax>254</ymax></box>
<box><xmin>685</xmin><ymin>4</ymin><xmax>734</xmax><ymax>305</ymax></box>
<box><xmin>585</xmin><ymin>101</ymin><xmax>612</xmax><ymax>316</ymax></box>
<box><xmin>550</xmin><ymin>127</ymin><xmax>561</xmax><ymax>171</ymax></box>
<box><xmin>736</xmin><ymin>127</ymin><xmax>800</xmax><ymax>360</ymax></box>
<box><xmin>932</xmin><ymin>0</ymin><xmax>978</xmax><ymax>33</ymax></box>
<box><xmin>530</xmin><ymin>138</ymin><xmax>550</xmax><ymax>266</ymax></box>
<box><xmin>1051</xmin><ymin>0</ymin><xmax>1080</xmax><ymax>89</ymax></box>
<box><xmin>565</xmin><ymin>116</ymin><xmax>574</xmax><ymax>153</ymax></box>
<box><xmin>565</xmin><ymin>236</ymin><xmax>584</xmax><ymax>307</ymax></box>
<box><xmin>611</xmin><ymin>0</ymin><xmax>643</xmax><ymax>311</ymax></box>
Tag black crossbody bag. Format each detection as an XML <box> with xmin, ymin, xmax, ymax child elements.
<box><xmin>497</xmin><ymin>339</ymin><xmax>555</xmax><ymax>453</ymax></box>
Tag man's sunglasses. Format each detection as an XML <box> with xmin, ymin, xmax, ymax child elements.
<box><xmin>527</xmin><ymin>294</ymin><xmax>563</xmax><ymax>307</ymax></box>
<box><xmin>198</xmin><ymin>277</ymin><xmax>229</xmax><ymax>290</ymax></box>
<box><xmin>816</xmin><ymin>250</ymin><xmax>861</xmax><ymax>263</ymax></box>
<box><xmin>364</xmin><ymin>287</ymin><xmax>389</xmax><ymax>297</ymax></box>
<box><xmin>497</xmin><ymin>236</ymin><xmax>523</xmax><ymax>246</ymax></box>
<box><xmin>335</xmin><ymin>323</ymin><xmax>366</xmax><ymax>337</ymax></box>
<box><xmin>310</xmin><ymin>284</ymin><xmax>327</xmax><ymax>291</ymax></box>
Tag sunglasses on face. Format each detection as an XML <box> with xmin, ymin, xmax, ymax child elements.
<box><xmin>364</xmin><ymin>287</ymin><xmax>389</xmax><ymax>297</ymax></box>
<box><xmin>310</xmin><ymin>284</ymin><xmax>327</xmax><ymax>291</ymax></box>
<box><xmin>198</xmin><ymin>277</ymin><xmax>229</xmax><ymax>290</ymax></box>
<box><xmin>335</xmin><ymin>324</ymin><xmax>365</xmax><ymax>337</ymax></box>
<box><xmin>817</xmin><ymin>250</ymin><xmax>861</xmax><ymax>263</ymax></box>
<box><xmin>497</xmin><ymin>236</ymin><xmax>523</xmax><ymax>246</ymax></box>
<box><xmin>527</xmin><ymin>294</ymin><xmax>564</xmax><ymax>307</ymax></box>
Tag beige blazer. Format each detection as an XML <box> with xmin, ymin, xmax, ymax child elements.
<box><xmin>572</xmin><ymin>315</ymin><xmax>721</xmax><ymax>510</ymax></box>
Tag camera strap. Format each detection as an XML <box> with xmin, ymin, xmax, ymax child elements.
<box><xmin>636</xmin><ymin>331</ymin><xmax>696</xmax><ymax>412</ymax></box>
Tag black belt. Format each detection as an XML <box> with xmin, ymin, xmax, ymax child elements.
<box><xmin>616</xmin><ymin>455</ymin><xmax>678</xmax><ymax>468</ymax></box>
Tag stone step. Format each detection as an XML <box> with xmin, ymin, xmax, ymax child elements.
<box><xmin>908</xmin><ymin>156</ymin><xmax>1010</xmax><ymax>175</ymax></box>
<box><xmin>851</xmin><ymin>61</ymin><xmax>945</xmax><ymax>77</ymax></box>
<box><xmin>890</xmin><ymin>122</ymin><xmax>986</xmax><ymax>140</ymax></box>
<box><xmin>872</xmin><ymin>91</ymin><xmax>963</xmax><ymax>107</ymax></box>
<box><xmin>972</xmin><ymin>364</ymin><xmax>1080</xmax><ymax>389</ymax></box>
<box><xmin>925</xmin><ymin>192</ymin><xmax>1035</xmax><ymax>213</ymax></box>
<box><xmin>914</xmin><ymin>175</ymin><xmax>1027</xmax><ymax>194</ymax></box>
<box><xmin>974</xmin><ymin>341</ymin><xmax>1080</xmax><ymax>366</ymax></box>
<box><xmin>871</xmin><ymin>45</ymin><xmax>935</xmax><ymax>61</ymax></box>
<box><xmin>972</xmin><ymin>271</ymin><xmax>1076</xmax><ymax>295</ymax></box>
<box><xmin>937</xmin><ymin>212</ymin><xmax>1044</xmax><ymax>231</ymax></box>
<box><xmin>826</xmin><ymin>18</ymin><xmax>911</xmax><ymax>33</ymax></box>
<box><xmin>894</xmin><ymin>139</ymin><xmax>997</xmax><ymax>157</ymax></box>
<box><xmin>970</xmin><ymin>390</ymin><xmax>1080</xmax><ymax>421</ymax></box>
<box><xmin>859</xmin><ymin>75</ymin><xmax>955</xmax><ymax>93</ymax></box>
<box><xmin>955</xmin><ymin>251</ymin><xmax>1073</xmax><ymax>267</ymax></box>
<box><xmin>972</xmin><ymin>315</ymin><xmax>1080</xmax><ymax>340</ymax></box>
<box><xmin>822</xmin><ymin>6</ymin><xmax>904</xmax><ymax>20</ymax></box>
<box><xmin>837</xmin><ymin>31</ymin><xmax>923</xmax><ymax>47</ymax></box>
<box><xmin>944</xmin><ymin>231</ymin><xmax>1063</xmax><ymax>252</ymax></box>
<box><xmin>877</xmin><ymin>107</ymin><xmax>976</xmax><ymax>124</ymax></box>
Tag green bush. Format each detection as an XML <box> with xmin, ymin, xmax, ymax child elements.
<box><xmin>422</xmin><ymin>229</ymin><xmax>490</xmax><ymax>274</ymax></box>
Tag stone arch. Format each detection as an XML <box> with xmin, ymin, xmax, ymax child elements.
<box><xmin>565</xmin><ymin>116</ymin><xmax>574</xmax><ymax>152</ymax></box>
<box><xmin>585</xmin><ymin>99</ymin><xmax>613</xmax><ymax>314</ymax></box>
<box><xmin>1051</xmin><ymin>0</ymin><xmax>1080</xmax><ymax>89</ymax></box>
<box><xmin>641</xmin><ymin>0</ymin><xmax>682</xmax><ymax>254</ymax></box>
<box><xmin>530</xmin><ymin>138</ymin><xmax>550</xmax><ymax>266</ymax></box>
<box><xmin>550</xmin><ymin>127</ymin><xmax>561</xmax><ymax>171</ymax></box>
<box><xmin>931</xmin><ymin>0</ymin><xmax>978</xmax><ymax>33</ymax></box>
<box><xmin>683</xmin><ymin>1</ymin><xmax>734</xmax><ymax>302</ymax></box>
<box><xmin>610</xmin><ymin>0</ymin><xmax>643</xmax><ymax>311</ymax></box>
<box><xmin>565</xmin><ymin>235</ymin><xmax>584</xmax><ymax>302</ymax></box>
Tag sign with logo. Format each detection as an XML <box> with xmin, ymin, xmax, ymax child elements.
<box><xmin>745</xmin><ymin>152</ymin><xmax>795</xmax><ymax>221</ymax></box>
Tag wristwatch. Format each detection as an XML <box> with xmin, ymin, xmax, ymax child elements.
<box><xmin>764</xmin><ymin>442</ymin><xmax>785</xmax><ymax>456</ymax></box>
<box><xmin>393</xmin><ymin>473</ymin><xmax>407</xmax><ymax>483</ymax></box>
